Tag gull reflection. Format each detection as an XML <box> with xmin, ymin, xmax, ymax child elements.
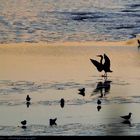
<box><xmin>121</xmin><ymin>120</ymin><xmax>132</xmax><ymax>127</ymax></box>
<box><xmin>26</xmin><ymin>101</ymin><xmax>31</xmax><ymax>108</ymax></box>
<box><xmin>97</xmin><ymin>105</ymin><xmax>102</xmax><ymax>111</ymax></box>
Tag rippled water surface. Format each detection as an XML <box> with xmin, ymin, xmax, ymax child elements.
<box><xmin>0</xmin><ymin>0</ymin><xmax>140</xmax><ymax>43</ymax></box>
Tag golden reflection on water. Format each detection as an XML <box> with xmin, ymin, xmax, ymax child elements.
<box><xmin>0</xmin><ymin>42</ymin><xmax>140</xmax><ymax>135</ymax></box>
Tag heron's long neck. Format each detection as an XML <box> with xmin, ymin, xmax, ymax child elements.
<box><xmin>100</xmin><ymin>56</ymin><xmax>103</xmax><ymax>64</ymax></box>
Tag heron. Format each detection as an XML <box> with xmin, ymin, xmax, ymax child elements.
<box><xmin>90</xmin><ymin>54</ymin><xmax>113</xmax><ymax>77</ymax></box>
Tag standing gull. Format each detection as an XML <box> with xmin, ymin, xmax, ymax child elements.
<box><xmin>78</xmin><ymin>88</ymin><xmax>85</xmax><ymax>96</ymax></box>
<box><xmin>21</xmin><ymin>120</ymin><xmax>27</xmax><ymax>126</ymax></box>
<box><xmin>60</xmin><ymin>98</ymin><xmax>65</xmax><ymax>108</ymax></box>
<box><xmin>120</xmin><ymin>113</ymin><xmax>132</xmax><ymax>120</ymax></box>
<box><xmin>26</xmin><ymin>95</ymin><xmax>31</xmax><ymax>102</ymax></box>
<box><xmin>50</xmin><ymin>118</ymin><xmax>57</xmax><ymax>126</ymax></box>
<box><xmin>97</xmin><ymin>99</ymin><xmax>101</xmax><ymax>105</ymax></box>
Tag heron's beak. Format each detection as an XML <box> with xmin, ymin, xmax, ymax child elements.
<box><xmin>97</xmin><ymin>55</ymin><xmax>102</xmax><ymax>57</ymax></box>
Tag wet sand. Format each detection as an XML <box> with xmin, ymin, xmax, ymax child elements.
<box><xmin>0</xmin><ymin>38</ymin><xmax>140</xmax><ymax>135</ymax></box>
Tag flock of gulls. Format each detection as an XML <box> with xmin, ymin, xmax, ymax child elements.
<box><xmin>20</xmin><ymin>90</ymin><xmax>132</xmax><ymax>128</ymax></box>
<box><xmin>20</xmin><ymin>95</ymin><xmax>63</xmax><ymax>128</ymax></box>
<box><xmin>19</xmin><ymin>40</ymin><xmax>140</xmax><ymax>129</ymax></box>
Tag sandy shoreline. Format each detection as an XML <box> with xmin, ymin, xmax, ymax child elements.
<box><xmin>0</xmin><ymin>37</ymin><xmax>140</xmax><ymax>81</ymax></box>
<box><xmin>0</xmin><ymin>37</ymin><xmax>139</xmax><ymax>48</ymax></box>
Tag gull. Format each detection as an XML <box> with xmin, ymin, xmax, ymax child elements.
<box><xmin>97</xmin><ymin>99</ymin><xmax>101</xmax><ymax>105</ymax></box>
<box><xmin>78</xmin><ymin>88</ymin><xmax>85</xmax><ymax>96</ymax></box>
<box><xmin>78</xmin><ymin>88</ymin><xmax>85</xmax><ymax>92</ymax></box>
<box><xmin>50</xmin><ymin>118</ymin><xmax>57</xmax><ymax>126</ymax></box>
<box><xmin>60</xmin><ymin>98</ymin><xmax>65</xmax><ymax>108</ymax></box>
<box><xmin>21</xmin><ymin>120</ymin><xmax>27</xmax><ymax>126</ymax></box>
<box><xmin>26</xmin><ymin>95</ymin><xmax>31</xmax><ymax>102</ymax></box>
<box><xmin>120</xmin><ymin>113</ymin><xmax>132</xmax><ymax>120</ymax></box>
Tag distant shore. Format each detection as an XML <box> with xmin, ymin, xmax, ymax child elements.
<box><xmin>0</xmin><ymin>37</ymin><xmax>139</xmax><ymax>48</ymax></box>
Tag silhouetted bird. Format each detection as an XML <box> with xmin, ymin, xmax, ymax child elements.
<box><xmin>97</xmin><ymin>105</ymin><xmax>101</xmax><ymax>111</ymax></box>
<box><xmin>97</xmin><ymin>99</ymin><xmax>101</xmax><ymax>105</ymax></box>
<box><xmin>21</xmin><ymin>120</ymin><xmax>27</xmax><ymax>126</ymax></box>
<box><xmin>26</xmin><ymin>95</ymin><xmax>31</xmax><ymax>102</ymax></box>
<box><xmin>120</xmin><ymin>113</ymin><xmax>132</xmax><ymax>120</ymax></box>
<box><xmin>26</xmin><ymin>101</ymin><xmax>31</xmax><ymax>108</ymax></box>
<box><xmin>78</xmin><ymin>88</ymin><xmax>85</xmax><ymax>92</ymax></box>
<box><xmin>78</xmin><ymin>88</ymin><xmax>85</xmax><ymax>96</ymax></box>
<box><xmin>90</xmin><ymin>54</ymin><xmax>113</xmax><ymax>77</ymax></box>
<box><xmin>50</xmin><ymin>118</ymin><xmax>57</xmax><ymax>126</ymax></box>
<box><xmin>60</xmin><ymin>98</ymin><xmax>65</xmax><ymax>108</ymax></box>
<box><xmin>137</xmin><ymin>40</ymin><xmax>140</xmax><ymax>48</ymax></box>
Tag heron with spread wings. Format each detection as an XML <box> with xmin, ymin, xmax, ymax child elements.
<box><xmin>90</xmin><ymin>54</ymin><xmax>113</xmax><ymax>77</ymax></box>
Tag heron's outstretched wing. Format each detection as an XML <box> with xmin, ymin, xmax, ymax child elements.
<box><xmin>104</xmin><ymin>54</ymin><xmax>111</xmax><ymax>69</ymax></box>
<box><xmin>90</xmin><ymin>59</ymin><xmax>103</xmax><ymax>72</ymax></box>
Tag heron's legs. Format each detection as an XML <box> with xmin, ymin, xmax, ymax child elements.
<box><xmin>102</xmin><ymin>72</ymin><xmax>107</xmax><ymax>79</ymax></box>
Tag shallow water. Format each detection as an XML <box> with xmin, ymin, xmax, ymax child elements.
<box><xmin>0</xmin><ymin>103</ymin><xmax>140</xmax><ymax>136</ymax></box>
<box><xmin>1</xmin><ymin>122</ymin><xmax>140</xmax><ymax>136</ymax></box>
<box><xmin>0</xmin><ymin>0</ymin><xmax>140</xmax><ymax>43</ymax></box>
<box><xmin>0</xmin><ymin>44</ymin><xmax>140</xmax><ymax>135</ymax></box>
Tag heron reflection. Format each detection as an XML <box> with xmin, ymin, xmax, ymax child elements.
<box><xmin>91</xmin><ymin>79</ymin><xmax>112</xmax><ymax>98</ymax></box>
